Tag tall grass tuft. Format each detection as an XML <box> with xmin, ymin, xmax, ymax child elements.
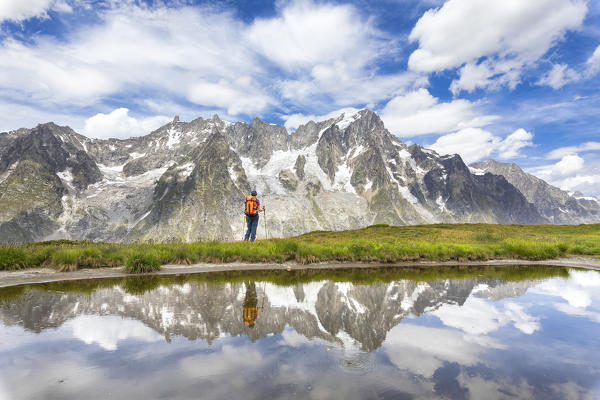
<box><xmin>0</xmin><ymin>246</ymin><xmax>27</xmax><ymax>270</ymax></box>
<box><xmin>123</xmin><ymin>253</ymin><xmax>161</xmax><ymax>274</ymax></box>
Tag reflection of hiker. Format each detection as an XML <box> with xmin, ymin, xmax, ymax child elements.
<box><xmin>244</xmin><ymin>190</ymin><xmax>264</xmax><ymax>242</ymax></box>
<box><xmin>243</xmin><ymin>282</ymin><xmax>262</xmax><ymax>328</ymax></box>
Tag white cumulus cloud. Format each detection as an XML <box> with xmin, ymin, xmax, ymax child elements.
<box><xmin>0</xmin><ymin>4</ymin><xmax>268</xmax><ymax>117</ymax></box>
<box><xmin>408</xmin><ymin>0</ymin><xmax>587</xmax><ymax>93</ymax></box>
<box><xmin>536</xmin><ymin>63</ymin><xmax>580</xmax><ymax>89</ymax></box>
<box><xmin>0</xmin><ymin>0</ymin><xmax>422</xmax><ymax>131</ymax></box>
<box><xmin>552</xmin><ymin>154</ymin><xmax>585</xmax><ymax>177</ymax></box>
<box><xmin>0</xmin><ymin>100</ymin><xmax>84</xmax><ymax>132</ymax></box>
<box><xmin>247</xmin><ymin>1</ymin><xmax>381</xmax><ymax>71</ymax></box>
<box><xmin>265</xmin><ymin>0</ymin><xmax>424</xmax><ymax>109</ymax></box>
<box><xmin>187</xmin><ymin>79</ymin><xmax>270</xmax><ymax>116</ymax></box>
<box><xmin>429</xmin><ymin>127</ymin><xmax>533</xmax><ymax>164</ymax></box>
<box><xmin>527</xmin><ymin>154</ymin><xmax>600</xmax><ymax>197</ymax></box>
<box><xmin>379</xmin><ymin>88</ymin><xmax>498</xmax><ymax>137</ymax></box>
<box><xmin>83</xmin><ymin>108</ymin><xmax>171</xmax><ymax>139</ymax></box>
<box><xmin>0</xmin><ymin>0</ymin><xmax>71</xmax><ymax>22</ymax></box>
<box><xmin>535</xmin><ymin>44</ymin><xmax>600</xmax><ymax>89</ymax></box>
<box><xmin>546</xmin><ymin>141</ymin><xmax>600</xmax><ymax>160</ymax></box>
<box><xmin>586</xmin><ymin>44</ymin><xmax>600</xmax><ymax>76</ymax></box>
<box><xmin>496</xmin><ymin>128</ymin><xmax>535</xmax><ymax>159</ymax></box>
<box><xmin>282</xmin><ymin>107</ymin><xmax>360</xmax><ymax>130</ymax></box>
<box><xmin>0</xmin><ymin>37</ymin><xmax>120</xmax><ymax>106</ymax></box>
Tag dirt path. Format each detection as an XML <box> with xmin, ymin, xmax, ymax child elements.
<box><xmin>1</xmin><ymin>257</ymin><xmax>599</xmax><ymax>288</ymax></box>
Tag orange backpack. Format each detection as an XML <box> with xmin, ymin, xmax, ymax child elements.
<box><xmin>245</xmin><ymin>195</ymin><xmax>258</xmax><ymax>216</ymax></box>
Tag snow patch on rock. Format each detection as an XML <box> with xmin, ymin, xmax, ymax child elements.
<box><xmin>384</xmin><ymin>164</ymin><xmax>418</xmax><ymax>204</ymax></box>
<box><xmin>350</xmin><ymin>145</ymin><xmax>367</xmax><ymax>159</ymax></box>
<box><xmin>334</xmin><ymin>162</ymin><xmax>355</xmax><ymax>194</ymax></box>
<box><xmin>398</xmin><ymin>149</ymin><xmax>411</xmax><ymax>160</ymax></box>
<box><xmin>176</xmin><ymin>162</ymin><xmax>194</xmax><ymax>178</ymax></box>
<box><xmin>166</xmin><ymin>127</ymin><xmax>181</xmax><ymax>149</ymax></box>
<box><xmin>227</xmin><ymin>165</ymin><xmax>237</xmax><ymax>182</ymax></box>
<box><xmin>436</xmin><ymin>195</ymin><xmax>446</xmax><ymax>211</ymax></box>
<box><xmin>57</xmin><ymin>169</ymin><xmax>73</xmax><ymax>183</ymax></box>
<box><xmin>469</xmin><ymin>167</ymin><xmax>486</xmax><ymax>176</ymax></box>
<box><xmin>242</xmin><ymin>143</ymin><xmax>334</xmax><ymax>195</ymax></box>
<box><xmin>336</xmin><ymin>110</ymin><xmax>361</xmax><ymax>130</ymax></box>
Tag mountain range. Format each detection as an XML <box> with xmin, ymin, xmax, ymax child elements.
<box><xmin>0</xmin><ymin>109</ymin><xmax>598</xmax><ymax>243</ymax></box>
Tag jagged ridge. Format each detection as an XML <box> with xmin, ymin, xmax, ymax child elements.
<box><xmin>1</xmin><ymin>109</ymin><xmax>592</xmax><ymax>243</ymax></box>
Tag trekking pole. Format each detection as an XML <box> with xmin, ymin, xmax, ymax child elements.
<box><xmin>264</xmin><ymin>208</ymin><xmax>268</xmax><ymax>240</ymax></box>
<box><xmin>242</xmin><ymin>215</ymin><xmax>246</xmax><ymax>241</ymax></box>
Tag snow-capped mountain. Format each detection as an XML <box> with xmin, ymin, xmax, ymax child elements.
<box><xmin>0</xmin><ymin>109</ymin><xmax>593</xmax><ymax>243</ymax></box>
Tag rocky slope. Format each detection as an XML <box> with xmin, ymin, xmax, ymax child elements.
<box><xmin>471</xmin><ymin>159</ymin><xmax>600</xmax><ymax>224</ymax></box>
<box><xmin>0</xmin><ymin>109</ymin><xmax>579</xmax><ymax>243</ymax></box>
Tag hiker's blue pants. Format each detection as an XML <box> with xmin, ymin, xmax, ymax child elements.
<box><xmin>245</xmin><ymin>214</ymin><xmax>259</xmax><ymax>242</ymax></box>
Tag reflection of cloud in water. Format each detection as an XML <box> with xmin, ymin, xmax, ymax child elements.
<box><xmin>457</xmin><ymin>372</ymin><xmax>534</xmax><ymax>400</ymax></box>
<box><xmin>1</xmin><ymin>354</ymin><xmax>105</xmax><ymax>399</ymax></box>
<box><xmin>553</xmin><ymin>302</ymin><xmax>600</xmax><ymax>323</ymax></box>
<box><xmin>432</xmin><ymin>297</ymin><xmax>540</xmax><ymax>335</ymax></box>
<box><xmin>0</xmin><ymin>325</ymin><xmax>52</xmax><ymax>352</ymax></box>
<box><xmin>550</xmin><ymin>381</ymin><xmax>598</xmax><ymax>400</ymax></box>
<box><xmin>0</xmin><ymin>379</ymin><xmax>8</xmax><ymax>400</ymax></box>
<box><xmin>278</xmin><ymin>327</ymin><xmax>324</xmax><ymax>348</ymax></box>
<box><xmin>179</xmin><ymin>344</ymin><xmax>264</xmax><ymax>379</ymax></box>
<box><xmin>382</xmin><ymin>324</ymin><xmax>497</xmax><ymax>378</ymax></box>
<box><xmin>68</xmin><ymin>315</ymin><xmax>163</xmax><ymax>350</ymax></box>
<box><xmin>531</xmin><ymin>270</ymin><xmax>600</xmax><ymax>309</ymax></box>
<box><xmin>272</xmin><ymin>351</ymin><xmax>435</xmax><ymax>400</ymax></box>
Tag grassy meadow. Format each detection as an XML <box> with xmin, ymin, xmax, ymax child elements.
<box><xmin>0</xmin><ymin>223</ymin><xmax>598</xmax><ymax>273</ymax></box>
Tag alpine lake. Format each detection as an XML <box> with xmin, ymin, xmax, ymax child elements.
<box><xmin>1</xmin><ymin>265</ymin><xmax>599</xmax><ymax>400</ymax></box>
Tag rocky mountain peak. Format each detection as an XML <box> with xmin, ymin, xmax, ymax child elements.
<box><xmin>1</xmin><ymin>110</ymin><xmax>597</xmax><ymax>243</ymax></box>
<box><xmin>472</xmin><ymin>159</ymin><xmax>521</xmax><ymax>174</ymax></box>
<box><xmin>0</xmin><ymin>123</ymin><xmax>101</xmax><ymax>189</ymax></box>
<box><xmin>471</xmin><ymin>158</ymin><xmax>600</xmax><ymax>223</ymax></box>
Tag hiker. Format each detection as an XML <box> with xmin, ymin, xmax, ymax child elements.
<box><xmin>244</xmin><ymin>190</ymin><xmax>264</xmax><ymax>242</ymax></box>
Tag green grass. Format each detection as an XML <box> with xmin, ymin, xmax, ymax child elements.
<box><xmin>0</xmin><ymin>223</ymin><xmax>598</xmax><ymax>272</ymax></box>
<box><xmin>123</xmin><ymin>253</ymin><xmax>161</xmax><ymax>274</ymax></box>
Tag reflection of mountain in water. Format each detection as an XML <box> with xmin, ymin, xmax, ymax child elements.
<box><xmin>0</xmin><ymin>278</ymin><xmax>538</xmax><ymax>351</ymax></box>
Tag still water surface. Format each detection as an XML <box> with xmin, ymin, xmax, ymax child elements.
<box><xmin>0</xmin><ymin>266</ymin><xmax>599</xmax><ymax>399</ymax></box>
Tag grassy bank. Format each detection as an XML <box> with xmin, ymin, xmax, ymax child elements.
<box><xmin>0</xmin><ymin>223</ymin><xmax>598</xmax><ymax>272</ymax></box>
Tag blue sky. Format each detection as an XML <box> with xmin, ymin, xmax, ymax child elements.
<box><xmin>1</xmin><ymin>0</ymin><xmax>599</xmax><ymax>196</ymax></box>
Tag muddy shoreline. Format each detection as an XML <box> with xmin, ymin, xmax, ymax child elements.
<box><xmin>1</xmin><ymin>257</ymin><xmax>599</xmax><ymax>288</ymax></box>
